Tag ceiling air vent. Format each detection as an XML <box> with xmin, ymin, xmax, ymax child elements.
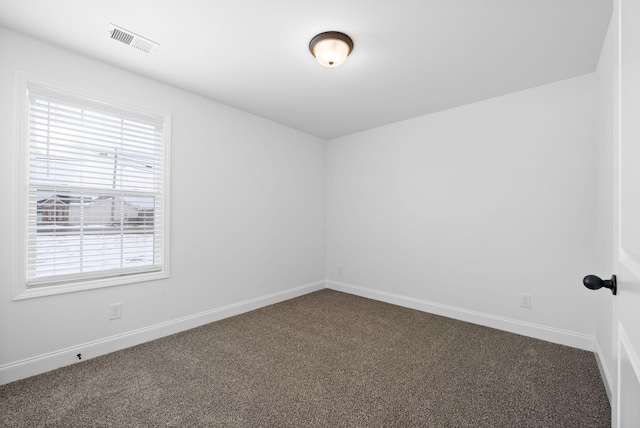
<box><xmin>109</xmin><ymin>24</ymin><xmax>158</xmax><ymax>54</ymax></box>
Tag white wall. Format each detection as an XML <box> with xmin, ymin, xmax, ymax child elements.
<box><xmin>0</xmin><ymin>28</ymin><xmax>326</xmax><ymax>383</ymax></box>
<box><xmin>594</xmin><ymin>9</ymin><xmax>616</xmax><ymax>400</ymax></box>
<box><xmin>326</xmin><ymin>74</ymin><xmax>600</xmax><ymax>349</ymax></box>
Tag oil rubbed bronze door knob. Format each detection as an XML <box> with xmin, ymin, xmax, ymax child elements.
<box><xmin>583</xmin><ymin>275</ymin><xmax>617</xmax><ymax>295</ymax></box>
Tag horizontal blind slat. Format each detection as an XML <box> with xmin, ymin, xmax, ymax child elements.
<box><xmin>28</xmin><ymin>85</ymin><xmax>165</xmax><ymax>127</ymax></box>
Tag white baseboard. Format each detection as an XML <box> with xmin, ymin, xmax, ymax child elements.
<box><xmin>1</xmin><ymin>279</ymin><xmax>599</xmax><ymax>386</ymax></box>
<box><xmin>0</xmin><ymin>280</ymin><xmax>325</xmax><ymax>386</ymax></box>
<box><xmin>327</xmin><ymin>280</ymin><xmax>595</xmax><ymax>352</ymax></box>
<box><xmin>594</xmin><ymin>338</ymin><xmax>613</xmax><ymax>404</ymax></box>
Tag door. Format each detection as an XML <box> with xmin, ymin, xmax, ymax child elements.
<box><xmin>614</xmin><ymin>0</ymin><xmax>640</xmax><ymax>426</ymax></box>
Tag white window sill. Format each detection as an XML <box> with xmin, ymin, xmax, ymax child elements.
<box><xmin>13</xmin><ymin>269</ymin><xmax>169</xmax><ymax>301</ymax></box>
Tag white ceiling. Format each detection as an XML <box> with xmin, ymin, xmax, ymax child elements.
<box><xmin>0</xmin><ymin>0</ymin><xmax>612</xmax><ymax>139</ymax></box>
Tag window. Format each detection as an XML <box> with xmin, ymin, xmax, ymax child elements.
<box><xmin>15</xmin><ymin>77</ymin><xmax>170</xmax><ymax>299</ymax></box>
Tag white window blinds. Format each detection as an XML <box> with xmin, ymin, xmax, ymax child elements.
<box><xmin>26</xmin><ymin>83</ymin><xmax>167</xmax><ymax>287</ymax></box>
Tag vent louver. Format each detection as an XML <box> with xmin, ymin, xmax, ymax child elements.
<box><xmin>109</xmin><ymin>24</ymin><xmax>158</xmax><ymax>54</ymax></box>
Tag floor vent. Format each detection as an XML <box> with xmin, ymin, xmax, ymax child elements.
<box><xmin>109</xmin><ymin>24</ymin><xmax>158</xmax><ymax>54</ymax></box>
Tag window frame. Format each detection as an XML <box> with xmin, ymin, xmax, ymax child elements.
<box><xmin>13</xmin><ymin>73</ymin><xmax>171</xmax><ymax>300</ymax></box>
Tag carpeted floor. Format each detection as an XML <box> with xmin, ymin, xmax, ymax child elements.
<box><xmin>0</xmin><ymin>289</ymin><xmax>610</xmax><ymax>427</ymax></box>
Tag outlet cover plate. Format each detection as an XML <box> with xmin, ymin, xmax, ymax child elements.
<box><xmin>520</xmin><ymin>294</ymin><xmax>531</xmax><ymax>309</ymax></box>
<box><xmin>109</xmin><ymin>303</ymin><xmax>122</xmax><ymax>320</ymax></box>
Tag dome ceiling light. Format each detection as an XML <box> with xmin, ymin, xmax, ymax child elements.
<box><xmin>309</xmin><ymin>31</ymin><xmax>353</xmax><ymax>68</ymax></box>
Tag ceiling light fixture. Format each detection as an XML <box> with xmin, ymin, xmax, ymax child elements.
<box><xmin>309</xmin><ymin>31</ymin><xmax>353</xmax><ymax>68</ymax></box>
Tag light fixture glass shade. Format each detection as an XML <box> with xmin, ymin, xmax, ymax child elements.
<box><xmin>309</xmin><ymin>32</ymin><xmax>353</xmax><ymax>68</ymax></box>
<box><xmin>313</xmin><ymin>38</ymin><xmax>350</xmax><ymax>67</ymax></box>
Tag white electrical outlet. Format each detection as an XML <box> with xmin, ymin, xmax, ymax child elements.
<box><xmin>520</xmin><ymin>294</ymin><xmax>531</xmax><ymax>309</ymax></box>
<box><xmin>109</xmin><ymin>303</ymin><xmax>122</xmax><ymax>320</ymax></box>
<box><xmin>338</xmin><ymin>265</ymin><xmax>343</xmax><ymax>275</ymax></box>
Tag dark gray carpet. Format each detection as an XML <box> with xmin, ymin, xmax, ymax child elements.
<box><xmin>0</xmin><ymin>289</ymin><xmax>610</xmax><ymax>427</ymax></box>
